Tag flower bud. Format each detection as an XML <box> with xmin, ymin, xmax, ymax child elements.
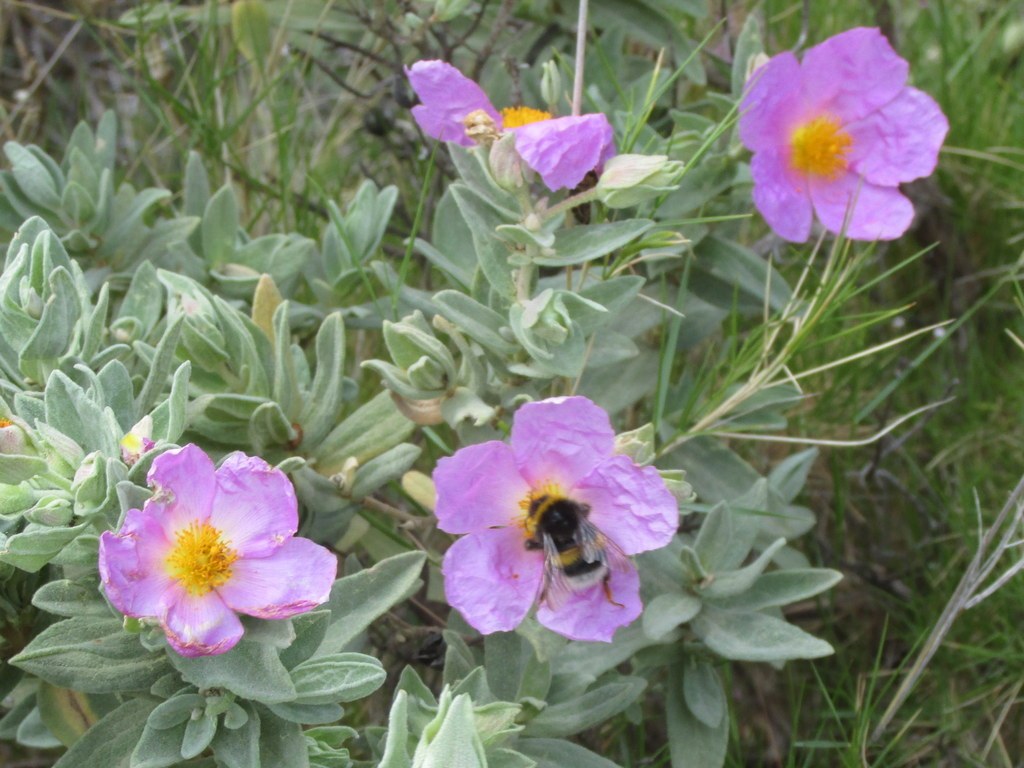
<box><xmin>594</xmin><ymin>154</ymin><xmax>685</xmax><ymax>208</ymax></box>
<box><xmin>120</xmin><ymin>416</ymin><xmax>155</xmax><ymax>466</ymax></box>
<box><xmin>540</xmin><ymin>61</ymin><xmax>562</xmax><ymax>111</ymax></box>
<box><xmin>0</xmin><ymin>416</ymin><xmax>33</xmax><ymax>456</ymax></box>
<box><xmin>615</xmin><ymin>423</ymin><xmax>656</xmax><ymax>466</ymax></box>
<box><xmin>488</xmin><ymin>132</ymin><xmax>524</xmax><ymax>191</ymax></box>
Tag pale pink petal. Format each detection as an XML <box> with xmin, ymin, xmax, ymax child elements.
<box><xmin>739</xmin><ymin>52</ymin><xmax>806</xmax><ymax>153</ymax></box>
<box><xmin>406</xmin><ymin>60</ymin><xmax>500</xmax><ymax>147</ymax></box>
<box><xmin>98</xmin><ymin>508</ymin><xmax>175</xmax><ymax>619</ymax></box>
<box><xmin>536</xmin><ymin>565</ymin><xmax>641</xmax><ymax>642</ymax></box>
<box><xmin>802</xmin><ymin>28</ymin><xmax>909</xmax><ymax>123</ymax></box>
<box><xmin>573</xmin><ymin>455</ymin><xmax>678</xmax><ymax>556</ymax></box>
<box><xmin>846</xmin><ymin>87</ymin><xmax>948</xmax><ymax>186</ymax></box>
<box><xmin>146</xmin><ymin>445</ymin><xmax>216</xmax><ymax>531</ymax></box>
<box><xmin>750</xmin><ymin>149</ymin><xmax>814</xmax><ymax>242</ymax></box>
<box><xmin>442</xmin><ymin>527</ymin><xmax>543</xmax><ymax>634</ymax></box>
<box><xmin>434</xmin><ymin>442</ymin><xmax>530</xmax><ymax>534</ymax></box>
<box><xmin>209</xmin><ymin>453</ymin><xmax>298</xmax><ymax>559</ymax></box>
<box><xmin>512</xmin><ymin>114</ymin><xmax>615</xmax><ymax>190</ymax></box>
<box><xmin>511</xmin><ymin>397</ymin><xmax>614</xmax><ymax>489</ymax></box>
<box><xmin>217</xmin><ymin>538</ymin><xmax>337</xmax><ymax>619</ymax></box>
<box><xmin>160</xmin><ymin>587</ymin><xmax>244</xmax><ymax>657</ymax></box>
<box><xmin>809</xmin><ymin>173</ymin><xmax>914</xmax><ymax>240</ymax></box>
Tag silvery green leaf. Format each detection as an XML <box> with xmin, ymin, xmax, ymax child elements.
<box><xmin>433</xmin><ymin>290</ymin><xmax>516</xmax><ymax>355</ymax></box>
<box><xmin>201</xmin><ymin>184</ymin><xmax>239</xmax><ymax>266</ymax></box>
<box><xmin>211</xmin><ymin>704</ymin><xmax>260</xmax><ymax>768</ymax></box>
<box><xmin>666</xmin><ymin>666</ymin><xmax>726</xmax><ymax>768</ymax></box>
<box><xmin>181</xmin><ymin>713</ymin><xmax>217</xmax><ymax>759</ymax></box>
<box><xmin>413</xmin><ymin>693</ymin><xmax>487</xmax><ymax>768</ymax></box>
<box><xmin>440</xmin><ymin>387</ymin><xmax>496</xmax><ymax>429</ymax></box>
<box><xmin>325</xmin><ymin>179</ymin><xmax>398</xmax><ymax>268</ymax></box>
<box><xmin>170</xmin><ymin>638</ymin><xmax>297</xmax><ymax>704</ymax></box>
<box><xmin>298</xmin><ymin>313</ymin><xmax>346</xmax><ymax>447</ymax></box>
<box><xmin>183</xmin><ymin>151</ymin><xmax>211</xmax><ymax>220</ymax></box>
<box><xmin>248</xmin><ymin>400</ymin><xmax>297</xmax><ymax>451</ymax></box>
<box><xmin>0</xmin><ymin>454</ymin><xmax>47</xmax><ymax>484</ymax></box>
<box><xmin>449</xmin><ymin>184</ymin><xmax>515</xmax><ymax>298</ymax></box>
<box><xmin>691</xmin><ymin>605</ymin><xmax>834</xmax><ymax>662</ymax></box>
<box><xmin>692</xmin><ymin>235</ymin><xmax>791</xmax><ymax>313</ymax></box>
<box><xmin>279</xmin><ymin>610</ymin><xmax>331</xmax><ymax>670</ymax></box>
<box><xmin>515</xmin><ymin>738</ymin><xmax>621</xmax><ymax>768</ymax></box>
<box><xmin>10</xmin><ymin>616</ymin><xmax>171</xmax><ymax>692</ymax></box>
<box><xmin>442</xmin><ymin>632</ymin><xmax>478</xmax><ymax>688</ymax></box>
<box><xmin>350</xmin><ymin>443</ymin><xmax>422</xmax><ymax>501</ymax></box>
<box><xmin>415</xmin><ymin>192</ymin><xmax>475</xmax><ymax>288</ymax></box>
<box><xmin>149</xmin><ymin>361</ymin><xmax>190</xmax><ymax>444</ymax></box>
<box><xmin>0</xmin><ymin>522</ymin><xmax>90</xmax><ymax>572</ymax></box>
<box><xmin>132</xmin><ymin>719</ymin><xmax>188</xmax><ymax>768</ymax></box>
<box><xmin>700</xmin><ymin>537</ymin><xmax>786</xmax><ymax>599</ymax></box>
<box><xmin>318</xmin><ymin>551</ymin><xmax>426</xmax><ymax>654</ymax></box>
<box><xmin>16</xmin><ymin>705</ymin><xmax>61</xmax><ymax>748</ymax></box>
<box><xmin>266</xmin><ymin>701</ymin><xmax>344</xmax><ymax>725</ymax></box>
<box><xmin>574</xmin><ymin>276</ymin><xmax>644</xmax><ymax>331</ymax></box>
<box><xmin>95</xmin><ymin>359</ymin><xmax>134</xmax><ymax>430</ymax></box>
<box><xmin>147</xmin><ymin>694</ymin><xmax>204</xmax><ymax>730</ymax></box>
<box><xmin>642</xmin><ymin>591</ymin><xmax>702</xmax><ymax>640</ymax></box>
<box><xmin>4</xmin><ymin>142</ymin><xmax>62</xmax><ymax>212</ymax></box>
<box><xmin>257</xmin><ymin>707</ymin><xmax>310</xmax><ymax>768</ymax></box>
<box><xmin>731</xmin><ymin>12</ymin><xmax>764</xmax><ymax>97</ymax></box>
<box><xmin>534</xmin><ymin>219</ymin><xmax>653</xmax><ymax>267</ymax></box>
<box><xmin>379</xmin><ymin>690</ymin><xmax>412</xmax><ymax>768</ymax></box>
<box><xmin>290</xmin><ymin>652</ymin><xmax>386</xmax><ymax>704</ymax></box>
<box><xmin>712</xmin><ymin>569</ymin><xmax>843</xmax><ymax>612</ymax></box>
<box><xmin>316</xmin><ymin>391</ymin><xmax>416</xmax><ymax>475</ymax></box>
<box><xmin>116</xmin><ymin>260</ymin><xmax>163</xmax><ymax>337</ymax></box>
<box><xmin>448</xmin><ymin>144</ymin><xmax>518</xmax><ymax>208</ymax></box>
<box><xmin>51</xmin><ymin>698</ymin><xmax>156</xmax><ymax>768</ymax></box>
<box><xmin>524</xmin><ymin>676</ymin><xmax>646</xmax><ymax>738</ymax></box>
<box><xmin>666</xmin><ymin>436</ymin><xmax>761</xmax><ymax>504</ymax></box>
<box><xmin>488</xmin><ymin>747</ymin><xmax>537</xmax><ymax>768</ymax></box>
<box><xmin>587</xmin><ymin>331</ymin><xmax>639</xmax><ymax>368</ymax></box>
<box><xmin>31</xmin><ymin>578</ymin><xmax>109</xmax><ymax>617</ymax></box>
<box><xmin>682</xmin><ymin>659</ymin><xmax>725</xmax><ymax>728</ymax></box>
<box><xmin>494</xmin><ymin>223</ymin><xmax>555</xmax><ymax>249</ymax></box>
<box><xmin>767</xmin><ymin>447</ymin><xmax>818</xmax><ymax>504</ymax></box>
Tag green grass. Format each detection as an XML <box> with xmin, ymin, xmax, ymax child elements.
<box><xmin>3</xmin><ymin>0</ymin><xmax>1024</xmax><ymax>765</ymax></box>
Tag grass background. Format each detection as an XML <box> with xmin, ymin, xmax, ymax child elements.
<box><xmin>1</xmin><ymin>0</ymin><xmax>1022</xmax><ymax>765</ymax></box>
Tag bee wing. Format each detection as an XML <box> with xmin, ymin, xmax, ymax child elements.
<box><xmin>538</xmin><ymin>534</ymin><xmax>575</xmax><ymax>612</ymax></box>
<box><xmin>575</xmin><ymin>518</ymin><xmax>631</xmax><ymax>573</ymax></box>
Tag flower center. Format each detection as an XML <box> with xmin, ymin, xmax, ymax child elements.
<box><xmin>790</xmin><ymin>115</ymin><xmax>853</xmax><ymax>178</ymax></box>
<box><xmin>165</xmin><ymin>521</ymin><xmax>238</xmax><ymax>596</ymax></box>
<box><xmin>501</xmin><ymin>106</ymin><xmax>552</xmax><ymax>129</ymax></box>
<box><xmin>0</xmin><ymin>418</ymin><xmax>12</xmax><ymax>428</ymax></box>
<box><xmin>519</xmin><ymin>482</ymin><xmax>565</xmax><ymax>538</ymax></box>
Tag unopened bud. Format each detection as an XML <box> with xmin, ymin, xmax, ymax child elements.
<box><xmin>489</xmin><ymin>133</ymin><xmax>524</xmax><ymax>190</ymax></box>
<box><xmin>540</xmin><ymin>61</ymin><xmax>562</xmax><ymax>111</ymax></box>
<box><xmin>594</xmin><ymin>154</ymin><xmax>685</xmax><ymax>208</ymax></box>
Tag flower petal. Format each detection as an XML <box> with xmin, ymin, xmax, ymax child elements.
<box><xmin>210</xmin><ymin>453</ymin><xmax>298</xmax><ymax>558</ymax></box>
<box><xmin>802</xmin><ymin>27</ymin><xmax>909</xmax><ymax>123</ymax></box>
<box><xmin>846</xmin><ymin>87</ymin><xmax>948</xmax><ymax>186</ymax></box>
<box><xmin>406</xmin><ymin>60</ymin><xmax>500</xmax><ymax>147</ymax></box>
<box><xmin>434</xmin><ymin>441</ymin><xmax>530</xmax><ymax>534</ymax></box>
<box><xmin>99</xmin><ymin>508</ymin><xmax>175</xmax><ymax>619</ymax></box>
<box><xmin>536</xmin><ymin>565</ymin><xmax>641</xmax><ymax>642</ymax></box>
<box><xmin>218</xmin><ymin>537</ymin><xmax>337</xmax><ymax>619</ymax></box>
<box><xmin>573</xmin><ymin>455</ymin><xmax>678</xmax><ymax>556</ymax></box>
<box><xmin>511</xmin><ymin>396</ymin><xmax>614</xmax><ymax>489</ymax></box>
<box><xmin>512</xmin><ymin>114</ymin><xmax>615</xmax><ymax>190</ymax></box>
<box><xmin>739</xmin><ymin>52</ymin><xmax>805</xmax><ymax>153</ymax></box>
<box><xmin>160</xmin><ymin>587</ymin><xmax>244</xmax><ymax>657</ymax></box>
<box><xmin>442</xmin><ymin>527</ymin><xmax>543</xmax><ymax>635</ymax></box>
<box><xmin>809</xmin><ymin>173</ymin><xmax>914</xmax><ymax>240</ymax></box>
<box><xmin>146</xmin><ymin>445</ymin><xmax>216</xmax><ymax>530</ymax></box>
<box><xmin>750</xmin><ymin>149</ymin><xmax>814</xmax><ymax>242</ymax></box>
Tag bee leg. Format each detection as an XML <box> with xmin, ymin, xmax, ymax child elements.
<box><xmin>602</xmin><ymin>573</ymin><xmax>624</xmax><ymax>608</ymax></box>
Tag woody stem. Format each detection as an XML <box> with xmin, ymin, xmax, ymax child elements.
<box><xmin>572</xmin><ymin>0</ymin><xmax>589</xmax><ymax>116</ymax></box>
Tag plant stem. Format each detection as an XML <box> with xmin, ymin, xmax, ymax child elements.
<box><xmin>572</xmin><ymin>0</ymin><xmax>589</xmax><ymax>116</ymax></box>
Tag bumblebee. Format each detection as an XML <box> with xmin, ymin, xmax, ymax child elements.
<box><xmin>524</xmin><ymin>492</ymin><xmax>629</xmax><ymax>609</ymax></box>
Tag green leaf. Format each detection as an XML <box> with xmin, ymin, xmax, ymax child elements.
<box><xmin>350</xmin><ymin>443</ymin><xmax>422</xmax><ymax>500</ymax></box>
<box><xmin>0</xmin><ymin>454</ymin><xmax>47</xmax><ymax>484</ymax></box>
<box><xmin>642</xmin><ymin>591</ymin><xmax>702</xmax><ymax>640</ymax></box>
<box><xmin>449</xmin><ymin>184</ymin><xmax>515</xmax><ymax>298</ymax></box>
<box><xmin>52</xmin><ymin>698</ymin><xmax>157</xmax><ymax>768</ymax></box>
<box><xmin>132</xmin><ymin>719</ymin><xmax>188</xmax><ymax>768</ymax></box>
<box><xmin>414</xmin><ymin>693</ymin><xmax>487</xmax><ymax>768</ymax></box>
<box><xmin>181</xmin><ymin>713</ymin><xmax>217</xmax><ymax>759</ymax></box>
<box><xmin>170</xmin><ymin>637</ymin><xmax>297</xmax><ymax>704</ymax></box>
<box><xmin>691</xmin><ymin>605</ymin><xmax>834</xmax><ymax>662</ymax></box>
<box><xmin>318</xmin><ymin>551</ymin><xmax>426</xmax><ymax>654</ymax></box>
<box><xmin>4</xmin><ymin>142</ymin><xmax>62</xmax><ymax>211</ymax></box>
<box><xmin>202</xmin><ymin>185</ymin><xmax>239</xmax><ymax>266</ymax></box>
<box><xmin>290</xmin><ymin>652</ymin><xmax>386</xmax><ymax>704</ymax></box>
<box><xmin>257</xmin><ymin>707</ymin><xmax>310</xmax><ymax>768</ymax></box>
<box><xmin>433</xmin><ymin>290</ymin><xmax>517</xmax><ymax>355</ymax></box>
<box><xmin>524</xmin><ymin>676</ymin><xmax>646</xmax><ymax>738</ymax></box>
<box><xmin>36</xmin><ymin>683</ymin><xmax>105</xmax><ymax>747</ymax></box>
<box><xmin>700</xmin><ymin>537</ymin><xmax>787</xmax><ymax>599</ymax></box>
<box><xmin>666</xmin><ymin>665</ymin><xmax>727</xmax><ymax>768</ymax></box>
<box><xmin>534</xmin><ymin>219</ymin><xmax>654</xmax><ymax>267</ymax></box>
<box><xmin>210</xmin><ymin>704</ymin><xmax>260</xmax><ymax>768</ymax></box>
<box><xmin>10</xmin><ymin>617</ymin><xmax>171</xmax><ymax>692</ymax></box>
<box><xmin>0</xmin><ymin>522</ymin><xmax>91</xmax><ymax>573</ymax></box>
<box><xmin>231</xmin><ymin>0</ymin><xmax>272</xmax><ymax>67</ymax></box>
<box><xmin>712</xmin><ymin>569</ymin><xmax>843</xmax><ymax>612</ymax></box>
<box><xmin>298</xmin><ymin>313</ymin><xmax>346</xmax><ymax>447</ymax></box>
<box><xmin>379</xmin><ymin>690</ymin><xmax>412</xmax><ymax>768</ymax></box>
<box><xmin>515</xmin><ymin>738</ymin><xmax>621</xmax><ymax>768</ymax></box>
<box><xmin>316</xmin><ymin>391</ymin><xmax>416</xmax><ymax>475</ymax></box>
<box><xmin>32</xmin><ymin>578</ymin><xmax>110</xmax><ymax>617</ymax></box>
<box><xmin>682</xmin><ymin>659</ymin><xmax>725</xmax><ymax>728</ymax></box>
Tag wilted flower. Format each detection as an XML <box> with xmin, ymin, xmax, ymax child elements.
<box><xmin>434</xmin><ymin>397</ymin><xmax>678</xmax><ymax>642</ymax></box>
<box><xmin>98</xmin><ymin>445</ymin><xmax>337</xmax><ymax>657</ymax></box>
<box><xmin>740</xmin><ymin>27</ymin><xmax>948</xmax><ymax>242</ymax></box>
<box><xmin>405</xmin><ymin>60</ymin><xmax>616</xmax><ymax>190</ymax></box>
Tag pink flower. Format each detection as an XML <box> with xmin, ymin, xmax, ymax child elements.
<box><xmin>434</xmin><ymin>397</ymin><xmax>677</xmax><ymax>642</ymax></box>
<box><xmin>739</xmin><ymin>27</ymin><xmax>948</xmax><ymax>242</ymax></box>
<box><xmin>405</xmin><ymin>60</ymin><xmax>616</xmax><ymax>190</ymax></box>
<box><xmin>98</xmin><ymin>445</ymin><xmax>337</xmax><ymax>657</ymax></box>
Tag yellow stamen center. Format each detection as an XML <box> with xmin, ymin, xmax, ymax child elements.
<box><xmin>0</xmin><ymin>418</ymin><xmax>12</xmax><ymax>428</ymax></box>
<box><xmin>165</xmin><ymin>522</ymin><xmax>238</xmax><ymax>596</ymax></box>
<box><xmin>790</xmin><ymin>115</ymin><xmax>853</xmax><ymax>179</ymax></box>
<box><xmin>501</xmin><ymin>106</ymin><xmax>553</xmax><ymax>129</ymax></box>
<box><xmin>519</xmin><ymin>482</ymin><xmax>564</xmax><ymax>538</ymax></box>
